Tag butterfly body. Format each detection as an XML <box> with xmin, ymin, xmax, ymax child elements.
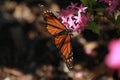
<box><xmin>39</xmin><ymin>4</ymin><xmax>73</xmax><ymax>70</ymax></box>
<box><xmin>53</xmin><ymin>29</ymin><xmax>72</xmax><ymax>37</ymax></box>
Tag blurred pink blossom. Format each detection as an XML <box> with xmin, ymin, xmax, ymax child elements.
<box><xmin>67</xmin><ymin>3</ymin><xmax>78</xmax><ymax>9</ymax></box>
<box><xmin>75</xmin><ymin>72</ymin><xmax>83</xmax><ymax>78</ymax></box>
<box><xmin>105</xmin><ymin>38</ymin><xmax>120</xmax><ymax>77</ymax></box>
<box><xmin>99</xmin><ymin>0</ymin><xmax>120</xmax><ymax>14</ymax></box>
<box><xmin>58</xmin><ymin>3</ymin><xmax>88</xmax><ymax>31</ymax></box>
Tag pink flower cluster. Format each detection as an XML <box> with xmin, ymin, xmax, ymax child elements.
<box><xmin>99</xmin><ymin>0</ymin><xmax>120</xmax><ymax>14</ymax></box>
<box><xmin>105</xmin><ymin>38</ymin><xmax>120</xmax><ymax>77</ymax></box>
<box><xmin>58</xmin><ymin>3</ymin><xmax>88</xmax><ymax>32</ymax></box>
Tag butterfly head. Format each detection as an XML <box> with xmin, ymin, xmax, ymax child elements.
<box><xmin>65</xmin><ymin>29</ymin><xmax>73</xmax><ymax>35</ymax></box>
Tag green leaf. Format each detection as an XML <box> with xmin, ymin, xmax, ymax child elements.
<box><xmin>87</xmin><ymin>21</ymin><xmax>100</xmax><ymax>34</ymax></box>
<box><xmin>116</xmin><ymin>15</ymin><xmax>120</xmax><ymax>26</ymax></box>
<box><xmin>81</xmin><ymin>0</ymin><xmax>97</xmax><ymax>8</ymax></box>
<box><xmin>94</xmin><ymin>8</ymin><xmax>105</xmax><ymax>12</ymax></box>
<box><xmin>81</xmin><ymin>0</ymin><xmax>88</xmax><ymax>6</ymax></box>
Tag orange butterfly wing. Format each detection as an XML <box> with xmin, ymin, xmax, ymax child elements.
<box><xmin>54</xmin><ymin>35</ymin><xmax>73</xmax><ymax>69</ymax></box>
<box><xmin>46</xmin><ymin>14</ymin><xmax>66</xmax><ymax>35</ymax></box>
<box><xmin>39</xmin><ymin>5</ymin><xmax>73</xmax><ymax>70</ymax></box>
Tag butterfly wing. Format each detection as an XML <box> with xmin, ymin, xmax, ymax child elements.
<box><xmin>54</xmin><ymin>35</ymin><xmax>73</xmax><ymax>70</ymax></box>
<box><xmin>39</xmin><ymin>5</ymin><xmax>73</xmax><ymax>70</ymax></box>
<box><xmin>39</xmin><ymin>5</ymin><xmax>66</xmax><ymax>34</ymax></box>
<box><xmin>46</xmin><ymin>16</ymin><xmax>65</xmax><ymax>36</ymax></box>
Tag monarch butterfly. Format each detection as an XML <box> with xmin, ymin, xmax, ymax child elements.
<box><xmin>39</xmin><ymin>4</ymin><xmax>73</xmax><ymax>70</ymax></box>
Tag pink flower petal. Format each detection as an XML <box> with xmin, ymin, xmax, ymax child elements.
<box><xmin>58</xmin><ymin>3</ymin><xmax>88</xmax><ymax>31</ymax></box>
<box><xmin>105</xmin><ymin>38</ymin><xmax>120</xmax><ymax>77</ymax></box>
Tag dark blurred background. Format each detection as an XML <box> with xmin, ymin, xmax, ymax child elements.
<box><xmin>0</xmin><ymin>0</ymin><xmax>118</xmax><ymax>80</ymax></box>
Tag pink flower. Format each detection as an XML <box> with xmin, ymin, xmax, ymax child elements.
<box><xmin>67</xmin><ymin>14</ymin><xmax>75</xmax><ymax>30</ymax></box>
<box><xmin>75</xmin><ymin>72</ymin><xmax>83</xmax><ymax>78</ymax></box>
<box><xmin>67</xmin><ymin>2</ymin><xmax>78</xmax><ymax>9</ymax></box>
<box><xmin>99</xmin><ymin>0</ymin><xmax>120</xmax><ymax>14</ymax></box>
<box><xmin>59</xmin><ymin>9</ymin><xmax>73</xmax><ymax>17</ymax></box>
<box><xmin>105</xmin><ymin>38</ymin><xmax>120</xmax><ymax>77</ymax></box>
<box><xmin>76</xmin><ymin>5</ymin><xmax>87</xmax><ymax>13</ymax></box>
<box><xmin>58</xmin><ymin>3</ymin><xmax>88</xmax><ymax>31</ymax></box>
